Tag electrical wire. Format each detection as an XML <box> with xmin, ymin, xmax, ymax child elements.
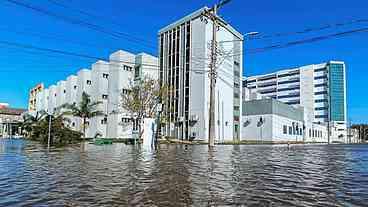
<box><xmin>3</xmin><ymin>0</ymin><xmax>156</xmax><ymax>52</ymax></box>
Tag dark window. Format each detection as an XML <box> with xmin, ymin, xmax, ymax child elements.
<box><xmin>258</xmin><ymin>75</ymin><xmax>276</xmax><ymax>81</ymax></box>
<box><xmin>315</xmin><ymin>83</ymin><xmax>328</xmax><ymax>87</ymax></box>
<box><xmin>102</xmin><ymin>94</ymin><xmax>108</xmax><ymax>99</ymax></box>
<box><xmin>278</xmin><ymin>71</ymin><xmax>300</xmax><ymax>78</ymax></box>
<box><xmin>74</xmin><ymin>85</ymin><xmax>77</xmax><ymax>90</ymax></box>
<box><xmin>278</xmin><ymin>79</ymin><xmax>300</xmax><ymax>85</ymax></box>
<box><xmin>315</xmin><ymin>107</ymin><xmax>328</xmax><ymax>111</ymax></box>
<box><xmin>285</xmin><ymin>100</ymin><xmax>300</xmax><ymax>105</ymax></box>
<box><xmin>278</xmin><ymin>94</ymin><xmax>300</xmax><ymax>99</ymax></box>
<box><xmin>103</xmin><ymin>73</ymin><xmax>109</xmax><ymax>79</ymax></box>
<box><xmin>124</xmin><ymin>65</ymin><xmax>133</xmax><ymax>71</ymax></box>
<box><xmin>315</xmin><ymin>91</ymin><xmax>328</xmax><ymax>95</ymax></box>
<box><xmin>314</xmin><ymin>75</ymin><xmax>328</xmax><ymax>80</ymax></box>
<box><xmin>283</xmin><ymin>125</ymin><xmax>287</xmax><ymax>134</ymax></box>
<box><xmin>278</xmin><ymin>86</ymin><xmax>300</xmax><ymax>92</ymax></box>
<box><xmin>315</xmin><ymin>115</ymin><xmax>328</xmax><ymax>119</ymax></box>
<box><xmin>315</xmin><ymin>99</ymin><xmax>328</xmax><ymax>103</ymax></box>
<box><xmin>289</xmin><ymin>126</ymin><xmax>292</xmax><ymax>135</ymax></box>
<box><xmin>101</xmin><ymin>117</ymin><xmax>107</xmax><ymax>125</ymax></box>
<box><xmin>87</xmin><ymin>80</ymin><xmax>92</xmax><ymax>85</ymax></box>
<box><xmin>314</xmin><ymin>68</ymin><xmax>327</xmax><ymax>72</ymax></box>
<box><xmin>122</xmin><ymin>89</ymin><xmax>130</xmax><ymax>94</ymax></box>
<box><xmin>63</xmin><ymin>90</ymin><xmax>66</xmax><ymax>94</ymax></box>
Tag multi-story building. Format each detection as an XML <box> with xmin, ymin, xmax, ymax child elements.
<box><xmin>158</xmin><ymin>7</ymin><xmax>243</xmax><ymax>141</ymax></box>
<box><xmin>33</xmin><ymin>50</ymin><xmax>158</xmax><ymax>138</ymax></box>
<box><xmin>0</xmin><ymin>106</ymin><xmax>26</xmax><ymax>138</ymax></box>
<box><xmin>243</xmin><ymin>61</ymin><xmax>348</xmax><ymax>143</ymax></box>
<box><xmin>28</xmin><ymin>83</ymin><xmax>44</xmax><ymax>113</ymax></box>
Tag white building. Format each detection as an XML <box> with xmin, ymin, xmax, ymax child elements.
<box><xmin>90</xmin><ymin>61</ymin><xmax>110</xmax><ymax>137</ymax></box>
<box><xmin>242</xmin><ymin>88</ymin><xmax>328</xmax><ymax>143</ymax></box>
<box><xmin>243</xmin><ymin>61</ymin><xmax>348</xmax><ymax>143</ymax></box>
<box><xmin>107</xmin><ymin>50</ymin><xmax>135</xmax><ymax>139</ymax></box>
<box><xmin>34</xmin><ymin>50</ymin><xmax>158</xmax><ymax>138</ymax></box>
<box><xmin>35</xmin><ymin>88</ymin><xmax>48</xmax><ymax>113</ymax></box>
<box><xmin>158</xmin><ymin>7</ymin><xmax>243</xmax><ymax>141</ymax></box>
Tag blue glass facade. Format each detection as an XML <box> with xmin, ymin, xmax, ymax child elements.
<box><xmin>329</xmin><ymin>63</ymin><xmax>345</xmax><ymax>122</ymax></box>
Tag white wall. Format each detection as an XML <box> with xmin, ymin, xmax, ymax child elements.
<box><xmin>242</xmin><ymin>114</ymin><xmax>304</xmax><ymax>142</ymax></box>
<box><xmin>76</xmin><ymin>69</ymin><xmax>92</xmax><ymax>137</ymax></box>
<box><xmin>107</xmin><ymin>50</ymin><xmax>135</xmax><ymax>138</ymax></box>
<box><xmin>56</xmin><ymin>81</ymin><xmax>66</xmax><ymax>109</ymax></box>
<box><xmin>90</xmin><ymin>61</ymin><xmax>109</xmax><ymax>138</ymax></box>
<box><xmin>48</xmin><ymin>85</ymin><xmax>57</xmax><ymax>114</ymax></box>
<box><xmin>65</xmin><ymin>75</ymin><xmax>78</xmax><ymax>130</ymax></box>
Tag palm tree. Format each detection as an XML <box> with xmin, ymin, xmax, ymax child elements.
<box><xmin>22</xmin><ymin>110</ymin><xmax>47</xmax><ymax>137</ymax></box>
<box><xmin>62</xmin><ymin>92</ymin><xmax>105</xmax><ymax>138</ymax></box>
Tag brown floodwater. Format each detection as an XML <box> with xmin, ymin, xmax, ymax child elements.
<box><xmin>0</xmin><ymin>139</ymin><xmax>367</xmax><ymax>206</ymax></box>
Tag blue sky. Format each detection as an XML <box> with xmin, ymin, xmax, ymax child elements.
<box><xmin>0</xmin><ymin>0</ymin><xmax>367</xmax><ymax>123</ymax></box>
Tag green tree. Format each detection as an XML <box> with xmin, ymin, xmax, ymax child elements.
<box><xmin>22</xmin><ymin>110</ymin><xmax>47</xmax><ymax>138</ymax></box>
<box><xmin>120</xmin><ymin>76</ymin><xmax>168</xmax><ymax>139</ymax></box>
<box><xmin>32</xmin><ymin>113</ymin><xmax>82</xmax><ymax>146</ymax></box>
<box><xmin>62</xmin><ymin>92</ymin><xmax>105</xmax><ymax>138</ymax></box>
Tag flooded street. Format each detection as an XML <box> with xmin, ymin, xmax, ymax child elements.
<box><xmin>0</xmin><ymin>139</ymin><xmax>368</xmax><ymax>206</ymax></box>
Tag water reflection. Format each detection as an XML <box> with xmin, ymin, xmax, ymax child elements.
<box><xmin>0</xmin><ymin>139</ymin><xmax>368</xmax><ymax>206</ymax></box>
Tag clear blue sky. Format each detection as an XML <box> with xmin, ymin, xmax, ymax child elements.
<box><xmin>0</xmin><ymin>0</ymin><xmax>367</xmax><ymax>123</ymax></box>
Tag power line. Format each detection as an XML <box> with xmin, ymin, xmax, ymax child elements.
<box><xmin>251</xmin><ymin>18</ymin><xmax>368</xmax><ymax>40</ymax></box>
<box><xmin>0</xmin><ymin>40</ymin><xmax>211</xmax><ymax>73</ymax></box>
<box><xmin>215</xmin><ymin>27</ymin><xmax>368</xmax><ymax>57</ymax></box>
<box><xmin>3</xmin><ymin>0</ymin><xmax>156</xmax><ymax>52</ymax></box>
<box><xmin>45</xmin><ymin>0</ymin><xmax>156</xmax><ymax>46</ymax></box>
<box><xmin>0</xmin><ymin>26</ymin><xmax>119</xmax><ymax>50</ymax></box>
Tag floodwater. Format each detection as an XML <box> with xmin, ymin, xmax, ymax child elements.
<box><xmin>0</xmin><ymin>139</ymin><xmax>367</xmax><ymax>207</ymax></box>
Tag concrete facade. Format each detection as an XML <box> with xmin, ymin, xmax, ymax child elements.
<box><xmin>34</xmin><ymin>50</ymin><xmax>158</xmax><ymax>138</ymax></box>
<box><xmin>158</xmin><ymin>7</ymin><xmax>243</xmax><ymax>142</ymax></box>
<box><xmin>243</xmin><ymin>61</ymin><xmax>348</xmax><ymax>143</ymax></box>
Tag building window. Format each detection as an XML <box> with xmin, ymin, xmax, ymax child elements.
<box><xmin>102</xmin><ymin>94</ymin><xmax>108</xmax><ymax>99</ymax></box>
<box><xmin>103</xmin><ymin>73</ymin><xmax>109</xmax><ymax>79</ymax></box>
<box><xmin>54</xmin><ymin>93</ymin><xmax>57</xmax><ymax>97</ymax></box>
<box><xmin>87</xmin><ymin>80</ymin><xmax>92</xmax><ymax>85</ymax></box>
<box><xmin>122</xmin><ymin>118</ymin><xmax>131</xmax><ymax>123</ymax></box>
<box><xmin>289</xmin><ymin>126</ymin><xmax>292</xmax><ymax>135</ymax></box>
<box><xmin>309</xmin><ymin>129</ymin><xmax>311</xmax><ymax>137</ymax></box>
<box><xmin>72</xmin><ymin>122</ymin><xmax>75</xmax><ymax>127</ymax></box>
<box><xmin>283</xmin><ymin>125</ymin><xmax>287</xmax><ymax>134</ymax></box>
<box><xmin>329</xmin><ymin>63</ymin><xmax>345</xmax><ymax>122</ymax></box>
<box><xmin>64</xmin><ymin>90</ymin><xmax>66</xmax><ymax>94</ymax></box>
<box><xmin>122</xmin><ymin>89</ymin><xmax>130</xmax><ymax>94</ymax></box>
<box><xmin>101</xmin><ymin>117</ymin><xmax>107</xmax><ymax>125</ymax></box>
<box><xmin>124</xmin><ymin>65</ymin><xmax>133</xmax><ymax>71</ymax></box>
<box><xmin>74</xmin><ymin>85</ymin><xmax>77</xmax><ymax>90</ymax></box>
<box><xmin>314</xmin><ymin>91</ymin><xmax>328</xmax><ymax>95</ymax></box>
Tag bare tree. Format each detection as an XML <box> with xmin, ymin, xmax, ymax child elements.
<box><xmin>120</xmin><ymin>76</ymin><xmax>168</xmax><ymax>139</ymax></box>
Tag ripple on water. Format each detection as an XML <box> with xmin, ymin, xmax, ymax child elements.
<box><xmin>1</xmin><ymin>140</ymin><xmax>368</xmax><ymax>206</ymax></box>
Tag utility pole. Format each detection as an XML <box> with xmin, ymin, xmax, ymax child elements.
<box><xmin>47</xmin><ymin>114</ymin><xmax>51</xmax><ymax>150</ymax></box>
<box><xmin>203</xmin><ymin>0</ymin><xmax>231</xmax><ymax>148</ymax></box>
